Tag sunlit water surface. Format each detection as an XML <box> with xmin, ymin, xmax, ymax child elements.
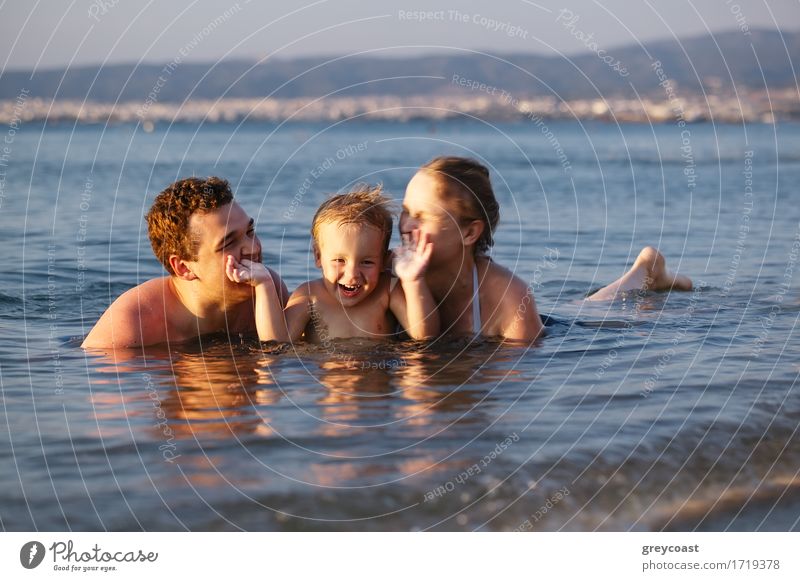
<box><xmin>1</xmin><ymin>120</ymin><xmax>798</xmax><ymax>530</ymax></box>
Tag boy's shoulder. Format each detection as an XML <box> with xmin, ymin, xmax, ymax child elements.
<box><xmin>289</xmin><ymin>278</ymin><xmax>322</xmax><ymax>295</ymax></box>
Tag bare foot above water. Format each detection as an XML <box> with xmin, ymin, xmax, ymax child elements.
<box><xmin>587</xmin><ymin>246</ymin><xmax>693</xmax><ymax>301</ymax></box>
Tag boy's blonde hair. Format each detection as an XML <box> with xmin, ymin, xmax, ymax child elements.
<box><xmin>311</xmin><ymin>184</ymin><xmax>394</xmax><ymax>253</ymax></box>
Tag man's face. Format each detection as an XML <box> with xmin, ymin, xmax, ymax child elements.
<box><xmin>185</xmin><ymin>201</ymin><xmax>262</xmax><ymax>302</ymax></box>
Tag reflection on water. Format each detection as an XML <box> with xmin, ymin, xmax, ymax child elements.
<box><xmin>53</xmin><ymin>321</ymin><xmax>799</xmax><ymax>532</ymax></box>
<box><xmin>4</xmin><ymin>290</ymin><xmax>798</xmax><ymax>531</ymax></box>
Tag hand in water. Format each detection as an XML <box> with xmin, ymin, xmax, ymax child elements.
<box><xmin>225</xmin><ymin>255</ymin><xmax>271</xmax><ymax>287</ymax></box>
<box><xmin>393</xmin><ymin>230</ymin><xmax>433</xmax><ymax>282</ymax></box>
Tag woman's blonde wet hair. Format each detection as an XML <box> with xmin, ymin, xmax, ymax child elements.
<box><xmin>420</xmin><ymin>156</ymin><xmax>499</xmax><ymax>255</ymax></box>
<box><xmin>311</xmin><ymin>184</ymin><xmax>394</xmax><ymax>253</ymax></box>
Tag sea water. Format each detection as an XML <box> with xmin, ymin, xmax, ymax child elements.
<box><xmin>1</xmin><ymin>119</ymin><xmax>798</xmax><ymax>530</ymax></box>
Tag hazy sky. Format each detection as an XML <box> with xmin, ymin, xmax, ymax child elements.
<box><xmin>2</xmin><ymin>0</ymin><xmax>798</xmax><ymax>71</ymax></box>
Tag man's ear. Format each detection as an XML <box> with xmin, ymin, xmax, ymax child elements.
<box><xmin>169</xmin><ymin>255</ymin><xmax>198</xmax><ymax>281</ymax></box>
<box><xmin>461</xmin><ymin>219</ymin><xmax>485</xmax><ymax>247</ymax></box>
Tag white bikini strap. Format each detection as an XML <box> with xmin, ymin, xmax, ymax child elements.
<box><xmin>472</xmin><ymin>264</ymin><xmax>481</xmax><ymax>335</ymax></box>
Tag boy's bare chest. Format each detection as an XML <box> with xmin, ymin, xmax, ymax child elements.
<box><xmin>307</xmin><ymin>300</ymin><xmax>395</xmax><ymax>340</ymax></box>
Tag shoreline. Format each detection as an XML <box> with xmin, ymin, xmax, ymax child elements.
<box><xmin>1</xmin><ymin>90</ymin><xmax>796</xmax><ymax>126</ymax></box>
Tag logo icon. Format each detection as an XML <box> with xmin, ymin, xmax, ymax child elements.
<box><xmin>20</xmin><ymin>541</ymin><xmax>46</xmax><ymax>569</ymax></box>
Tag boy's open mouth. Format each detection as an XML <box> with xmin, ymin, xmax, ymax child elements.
<box><xmin>338</xmin><ymin>283</ymin><xmax>362</xmax><ymax>298</ymax></box>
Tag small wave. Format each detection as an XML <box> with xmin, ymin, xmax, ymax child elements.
<box><xmin>653</xmin><ymin>476</ymin><xmax>800</xmax><ymax>532</ymax></box>
<box><xmin>0</xmin><ymin>291</ymin><xmax>23</xmax><ymax>305</ymax></box>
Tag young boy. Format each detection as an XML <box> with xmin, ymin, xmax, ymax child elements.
<box><xmin>227</xmin><ymin>185</ymin><xmax>439</xmax><ymax>342</ymax></box>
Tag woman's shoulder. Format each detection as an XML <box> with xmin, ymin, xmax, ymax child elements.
<box><xmin>480</xmin><ymin>257</ymin><xmax>530</xmax><ymax>300</ymax></box>
<box><xmin>478</xmin><ymin>256</ymin><xmax>542</xmax><ymax>340</ymax></box>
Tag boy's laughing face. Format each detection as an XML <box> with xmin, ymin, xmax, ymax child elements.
<box><xmin>314</xmin><ymin>221</ymin><xmax>387</xmax><ymax>307</ymax></box>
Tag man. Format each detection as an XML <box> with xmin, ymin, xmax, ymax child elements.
<box><xmin>82</xmin><ymin>177</ymin><xmax>288</xmax><ymax>348</ymax></box>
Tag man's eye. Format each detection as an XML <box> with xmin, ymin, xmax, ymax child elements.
<box><xmin>247</xmin><ymin>228</ymin><xmax>255</xmax><ymax>236</ymax></box>
<box><xmin>363</xmin><ymin>260</ymin><xmax>374</xmax><ymax>265</ymax></box>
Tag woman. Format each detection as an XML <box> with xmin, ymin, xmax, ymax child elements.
<box><xmin>400</xmin><ymin>156</ymin><xmax>693</xmax><ymax>341</ymax></box>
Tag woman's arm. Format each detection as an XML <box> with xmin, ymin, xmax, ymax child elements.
<box><xmin>390</xmin><ymin>231</ymin><xmax>439</xmax><ymax>339</ymax></box>
<box><xmin>389</xmin><ymin>279</ymin><xmax>440</xmax><ymax>340</ymax></box>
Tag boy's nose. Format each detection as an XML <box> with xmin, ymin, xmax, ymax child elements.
<box><xmin>343</xmin><ymin>262</ymin><xmax>359</xmax><ymax>281</ymax></box>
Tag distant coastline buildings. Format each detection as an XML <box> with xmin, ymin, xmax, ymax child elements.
<box><xmin>1</xmin><ymin>88</ymin><xmax>795</xmax><ymax>126</ymax></box>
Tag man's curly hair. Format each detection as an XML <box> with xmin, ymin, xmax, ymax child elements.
<box><xmin>146</xmin><ymin>177</ymin><xmax>234</xmax><ymax>275</ymax></box>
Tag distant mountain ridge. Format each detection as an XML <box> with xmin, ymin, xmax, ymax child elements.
<box><xmin>1</xmin><ymin>29</ymin><xmax>798</xmax><ymax>102</ymax></box>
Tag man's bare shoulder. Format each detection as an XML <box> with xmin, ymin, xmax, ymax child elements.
<box><xmin>81</xmin><ymin>278</ymin><xmax>172</xmax><ymax>349</ymax></box>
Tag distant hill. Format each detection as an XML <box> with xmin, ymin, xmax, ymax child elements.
<box><xmin>2</xmin><ymin>29</ymin><xmax>798</xmax><ymax>102</ymax></box>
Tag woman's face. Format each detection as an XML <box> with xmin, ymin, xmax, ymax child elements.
<box><xmin>401</xmin><ymin>170</ymin><xmax>468</xmax><ymax>265</ymax></box>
